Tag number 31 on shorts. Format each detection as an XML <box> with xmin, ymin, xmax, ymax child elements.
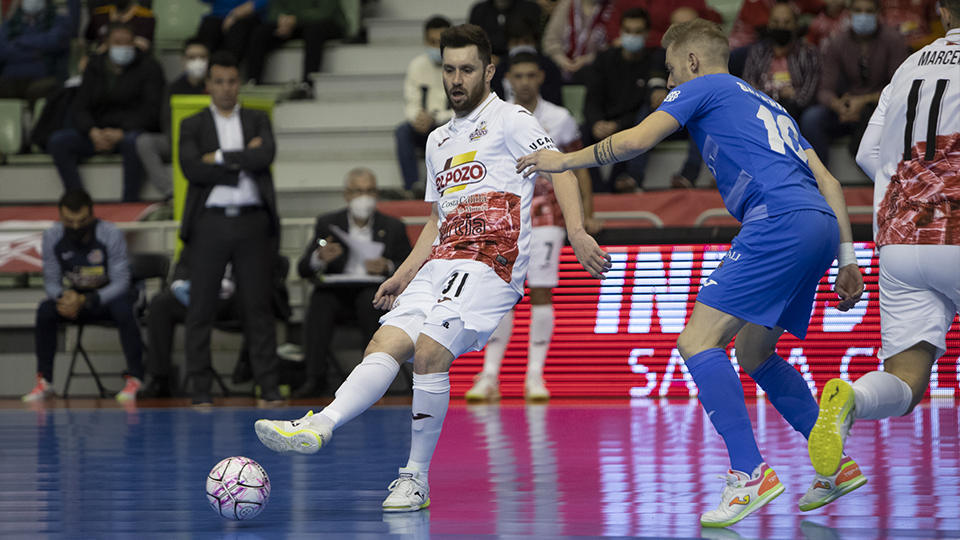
<box><xmin>439</xmin><ymin>272</ymin><xmax>470</xmax><ymax>301</ymax></box>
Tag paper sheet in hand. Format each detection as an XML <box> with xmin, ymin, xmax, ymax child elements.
<box><xmin>328</xmin><ymin>224</ymin><xmax>386</xmax><ymax>261</ymax></box>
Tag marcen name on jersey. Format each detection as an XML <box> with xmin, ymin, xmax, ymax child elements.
<box><xmin>424</xmin><ymin>92</ymin><xmax>559</xmax><ymax>293</ymax></box>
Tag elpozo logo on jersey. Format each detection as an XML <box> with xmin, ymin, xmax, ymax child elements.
<box><xmin>435</xmin><ymin>151</ymin><xmax>487</xmax><ymax>194</ymax></box>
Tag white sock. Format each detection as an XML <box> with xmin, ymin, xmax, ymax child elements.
<box><xmin>526</xmin><ymin>304</ymin><xmax>554</xmax><ymax>381</ymax></box>
<box><xmin>315</xmin><ymin>352</ymin><xmax>401</xmax><ymax>430</ymax></box>
<box><xmin>852</xmin><ymin>371</ymin><xmax>914</xmax><ymax>420</ymax></box>
<box><xmin>406</xmin><ymin>372</ymin><xmax>450</xmax><ymax>485</ymax></box>
<box><xmin>481</xmin><ymin>309</ymin><xmax>514</xmax><ymax>378</ymax></box>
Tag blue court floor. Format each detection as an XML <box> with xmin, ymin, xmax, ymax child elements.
<box><xmin>0</xmin><ymin>398</ymin><xmax>957</xmax><ymax>540</ymax></box>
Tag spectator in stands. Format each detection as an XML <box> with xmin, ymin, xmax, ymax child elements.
<box><xmin>882</xmin><ymin>0</ymin><xmax>941</xmax><ymax>50</ymax></box>
<box><xmin>246</xmin><ymin>0</ymin><xmax>346</xmax><ymax>96</ymax></box>
<box><xmin>48</xmin><ymin>23</ymin><xmax>165</xmax><ymax>202</ymax></box>
<box><xmin>135</xmin><ymin>39</ymin><xmax>209</xmax><ymax>203</ymax></box>
<box><xmin>292</xmin><ymin>168</ymin><xmax>412</xmax><ymax>398</ymax></box>
<box><xmin>395</xmin><ymin>16</ymin><xmax>452</xmax><ymax>194</ymax></box>
<box><xmin>542</xmin><ymin>0</ymin><xmax>618</xmax><ymax>82</ymax></box>
<box><xmin>22</xmin><ymin>190</ymin><xmax>144</xmax><ymax>403</ymax></box>
<box><xmin>727</xmin><ymin>0</ymin><xmax>823</xmax><ymax>76</ymax></box>
<box><xmin>799</xmin><ymin>0</ymin><xmax>908</xmax><ymax>166</ymax></box>
<box><xmin>807</xmin><ymin>0</ymin><xmax>849</xmax><ymax>49</ymax></box>
<box><xmin>85</xmin><ymin>0</ymin><xmax>155</xmax><ymax>51</ymax></box>
<box><xmin>491</xmin><ymin>15</ymin><xmax>562</xmax><ymax>105</ymax></box>
<box><xmin>178</xmin><ymin>51</ymin><xmax>283</xmax><ymax>407</ymax></box>
<box><xmin>582</xmin><ymin>7</ymin><xmax>665</xmax><ymax>192</ymax></box>
<box><xmin>468</xmin><ymin>0</ymin><xmax>542</xmax><ymax>58</ymax></box>
<box><xmin>141</xmin><ymin>245</ymin><xmax>290</xmax><ymax>398</ymax></box>
<box><xmin>0</xmin><ymin>0</ymin><xmax>78</xmax><ymax>114</ymax></box>
<box><xmin>743</xmin><ymin>2</ymin><xmax>821</xmax><ymax>120</ymax></box>
<box><xmin>637</xmin><ymin>0</ymin><xmax>723</xmax><ymax>48</ymax></box>
<box><xmin>196</xmin><ymin>0</ymin><xmax>266</xmax><ymax>70</ymax></box>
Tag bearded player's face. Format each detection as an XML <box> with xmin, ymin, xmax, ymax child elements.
<box><xmin>442</xmin><ymin>45</ymin><xmax>492</xmax><ymax>114</ymax></box>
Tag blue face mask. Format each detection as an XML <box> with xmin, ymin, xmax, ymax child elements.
<box><xmin>426</xmin><ymin>47</ymin><xmax>442</xmax><ymax>65</ymax></box>
<box><xmin>850</xmin><ymin>13</ymin><xmax>878</xmax><ymax>35</ymax></box>
<box><xmin>109</xmin><ymin>45</ymin><xmax>136</xmax><ymax>67</ymax></box>
<box><xmin>21</xmin><ymin>0</ymin><xmax>45</xmax><ymax>15</ymax></box>
<box><xmin>621</xmin><ymin>34</ymin><xmax>646</xmax><ymax>53</ymax></box>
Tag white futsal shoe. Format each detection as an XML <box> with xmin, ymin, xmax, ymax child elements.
<box><xmin>798</xmin><ymin>455</ymin><xmax>868</xmax><ymax>511</ymax></box>
<box><xmin>255</xmin><ymin>410</ymin><xmax>332</xmax><ymax>455</ymax></box>
<box><xmin>524</xmin><ymin>377</ymin><xmax>550</xmax><ymax>401</ymax></box>
<box><xmin>701</xmin><ymin>462</ymin><xmax>785</xmax><ymax>528</ymax></box>
<box><xmin>465</xmin><ymin>373</ymin><xmax>500</xmax><ymax>401</ymax></box>
<box><xmin>382</xmin><ymin>467</ymin><xmax>430</xmax><ymax>512</ymax></box>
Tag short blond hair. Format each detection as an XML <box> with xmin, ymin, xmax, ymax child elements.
<box><xmin>662</xmin><ymin>18</ymin><xmax>730</xmax><ymax>69</ymax></box>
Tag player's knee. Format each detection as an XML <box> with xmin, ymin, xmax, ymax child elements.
<box><xmin>676</xmin><ymin>331</ymin><xmax>704</xmax><ymax>360</ymax></box>
<box><xmin>364</xmin><ymin>327</ymin><xmax>412</xmax><ymax>364</ymax></box>
<box><xmin>413</xmin><ymin>336</ymin><xmax>454</xmax><ymax>374</ymax></box>
<box><xmin>529</xmin><ymin>288</ymin><xmax>552</xmax><ymax>305</ymax></box>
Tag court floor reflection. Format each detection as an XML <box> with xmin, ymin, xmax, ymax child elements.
<box><xmin>0</xmin><ymin>399</ymin><xmax>956</xmax><ymax>539</ymax></box>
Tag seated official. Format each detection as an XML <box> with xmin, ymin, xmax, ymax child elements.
<box><xmin>141</xmin><ymin>246</ymin><xmax>290</xmax><ymax>398</ymax></box>
<box><xmin>23</xmin><ymin>190</ymin><xmax>145</xmax><ymax>403</ymax></box>
<box><xmin>292</xmin><ymin>168</ymin><xmax>412</xmax><ymax>398</ymax></box>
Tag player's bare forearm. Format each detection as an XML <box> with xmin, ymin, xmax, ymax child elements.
<box><xmin>516</xmin><ymin>111</ymin><xmax>680</xmax><ymax>177</ymax></box>
<box><xmin>805</xmin><ymin>149</ymin><xmax>854</xmax><ymax>245</ymax></box>
<box><xmin>574</xmin><ymin>168</ymin><xmax>594</xmax><ymax>219</ymax></box>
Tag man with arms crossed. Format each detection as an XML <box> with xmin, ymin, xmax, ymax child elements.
<box><xmin>255</xmin><ymin>24</ymin><xmax>609</xmax><ymax>512</ymax></box>
<box><xmin>809</xmin><ymin>0</ymin><xmax>960</xmax><ymax>484</ymax></box>
<box><xmin>518</xmin><ymin>19</ymin><xmax>865</xmax><ymax>527</ymax></box>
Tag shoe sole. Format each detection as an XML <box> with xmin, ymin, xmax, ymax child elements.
<box><xmin>700</xmin><ymin>482</ymin><xmax>785</xmax><ymax>528</ymax></box>
<box><xmin>809</xmin><ymin>379</ymin><xmax>855</xmax><ymax>476</ymax></box>
<box><xmin>524</xmin><ymin>393</ymin><xmax>550</xmax><ymax>402</ymax></box>
<box><xmin>464</xmin><ymin>392</ymin><xmax>500</xmax><ymax>402</ymax></box>
<box><xmin>255</xmin><ymin>420</ymin><xmax>323</xmax><ymax>455</ymax></box>
<box><xmin>798</xmin><ymin>474</ymin><xmax>868</xmax><ymax>512</ymax></box>
<box><xmin>383</xmin><ymin>498</ymin><xmax>430</xmax><ymax>513</ymax></box>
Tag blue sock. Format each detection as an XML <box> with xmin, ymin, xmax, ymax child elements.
<box><xmin>749</xmin><ymin>353</ymin><xmax>819</xmax><ymax>439</ymax></box>
<box><xmin>685</xmin><ymin>348</ymin><xmax>763</xmax><ymax>474</ymax></box>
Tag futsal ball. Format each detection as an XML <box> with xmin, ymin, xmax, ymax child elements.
<box><xmin>206</xmin><ymin>456</ymin><xmax>271</xmax><ymax>520</ymax></box>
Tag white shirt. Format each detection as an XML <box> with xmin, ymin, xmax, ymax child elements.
<box><xmin>308</xmin><ymin>214</ymin><xmax>378</xmax><ymax>277</ymax></box>
<box><xmin>205</xmin><ymin>104</ymin><xmax>263</xmax><ymax>208</ymax></box>
<box><xmin>859</xmin><ymin>28</ymin><xmax>960</xmax><ymax>246</ymax></box>
<box><xmin>425</xmin><ymin>92</ymin><xmax>559</xmax><ymax>293</ymax></box>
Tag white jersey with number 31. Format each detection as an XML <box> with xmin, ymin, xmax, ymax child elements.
<box><xmin>866</xmin><ymin>28</ymin><xmax>960</xmax><ymax>246</ymax></box>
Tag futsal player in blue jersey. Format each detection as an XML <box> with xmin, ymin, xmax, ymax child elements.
<box><xmin>517</xmin><ymin>18</ymin><xmax>866</xmax><ymax>528</ymax></box>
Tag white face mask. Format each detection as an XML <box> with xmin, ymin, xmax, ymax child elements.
<box><xmin>348</xmin><ymin>195</ymin><xmax>377</xmax><ymax>222</ymax></box>
<box><xmin>184</xmin><ymin>58</ymin><xmax>208</xmax><ymax>80</ymax></box>
<box><xmin>109</xmin><ymin>45</ymin><xmax>135</xmax><ymax>67</ymax></box>
<box><xmin>426</xmin><ymin>47</ymin><xmax>442</xmax><ymax>65</ymax></box>
<box><xmin>21</xmin><ymin>0</ymin><xmax>45</xmax><ymax>15</ymax></box>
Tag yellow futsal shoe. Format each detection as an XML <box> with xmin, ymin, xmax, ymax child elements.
<box><xmin>255</xmin><ymin>410</ymin><xmax>332</xmax><ymax>455</ymax></box>
<box><xmin>798</xmin><ymin>456</ymin><xmax>868</xmax><ymax>511</ymax></box>
<box><xmin>701</xmin><ymin>462</ymin><xmax>785</xmax><ymax>528</ymax></box>
<box><xmin>809</xmin><ymin>378</ymin><xmax>856</xmax><ymax>476</ymax></box>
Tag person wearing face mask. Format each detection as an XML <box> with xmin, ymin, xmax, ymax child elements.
<box><xmin>396</xmin><ymin>16</ymin><xmax>453</xmax><ymax>194</ymax></box>
<box><xmin>799</xmin><ymin>0</ymin><xmax>908</xmax><ymax>166</ymax></box>
<box><xmin>134</xmin><ymin>38</ymin><xmax>209</xmax><ymax>204</ymax></box>
<box><xmin>581</xmin><ymin>7</ymin><xmax>666</xmax><ymax>192</ymax></box>
<box><xmin>291</xmin><ymin>168</ymin><xmax>413</xmax><ymax>398</ymax></box>
<box><xmin>0</xmin><ymin>0</ymin><xmax>78</xmax><ymax>114</ymax></box>
<box><xmin>743</xmin><ymin>3</ymin><xmax>822</xmax><ymax>120</ymax></box>
<box><xmin>47</xmin><ymin>22</ymin><xmax>165</xmax><ymax>202</ymax></box>
<box><xmin>490</xmin><ymin>16</ymin><xmax>563</xmax><ymax>106</ymax></box>
<box><xmin>468</xmin><ymin>0</ymin><xmax>542</xmax><ymax>58</ymax></box>
<box><xmin>23</xmin><ymin>190</ymin><xmax>145</xmax><ymax>403</ymax></box>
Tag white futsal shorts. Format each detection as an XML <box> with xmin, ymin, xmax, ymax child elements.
<box><xmin>527</xmin><ymin>226</ymin><xmax>566</xmax><ymax>288</ymax></box>
<box><xmin>878</xmin><ymin>244</ymin><xmax>960</xmax><ymax>360</ymax></box>
<box><xmin>380</xmin><ymin>259</ymin><xmax>521</xmax><ymax>358</ymax></box>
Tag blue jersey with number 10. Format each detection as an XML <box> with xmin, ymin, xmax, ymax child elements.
<box><xmin>657</xmin><ymin>74</ymin><xmax>835</xmax><ymax>224</ymax></box>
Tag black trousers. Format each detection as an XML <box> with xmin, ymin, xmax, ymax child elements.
<box><xmin>246</xmin><ymin>19</ymin><xmax>344</xmax><ymax>83</ymax></box>
<box><xmin>302</xmin><ymin>284</ymin><xmax>384</xmax><ymax>380</ymax></box>
<box><xmin>196</xmin><ymin>15</ymin><xmax>261</xmax><ymax>66</ymax></box>
<box><xmin>184</xmin><ymin>208</ymin><xmax>278</xmax><ymax>394</ymax></box>
<box><xmin>146</xmin><ymin>290</ymin><xmax>241</xmax><ymax>378</ymax></box>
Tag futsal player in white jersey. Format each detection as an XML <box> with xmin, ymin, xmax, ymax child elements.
<box><xmin>254</xmin><ymin>25</ymin><xmax>610</xmax><ymax>512</ymax></box>
<box><xmin>808</xmin><ymin>0</ymin><xmax>960</xmax><ymax>479</ymax></box>
<box><xmin>466</xmin><ymin>52</ymin><xmax>603</xmax><ymax>402</ymax></box>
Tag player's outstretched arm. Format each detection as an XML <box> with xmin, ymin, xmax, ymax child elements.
<box><xmin>516</xmin><ymin>111</ymin><xmax>680</xmax><ymax>178</ymax></box>
<box><xmin>547</xmin><ymin>169</ymin><xmax>612</xmax><ymax>279</ymax></box>
<box><xmin>373</xmin><ymin>202</ymin><xmax>440</xmax><ymax>310</ymax></box>
<box><xmin>805</xmin><ymin>148</ymin><xmax>864</xmax><ymax>312</ymax></box>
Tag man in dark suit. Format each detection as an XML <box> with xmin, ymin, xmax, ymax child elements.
<box><xmin>141</xmin><ymin>245</ymin><xmax>291</xmax><ymax>398</ymax></box>
<box><xmin>178</xmin><ymin>51</ymin><xmax>282</xmax><ymax>407</ymax></box>
<box><xmin>292</xmin><ymin>168</ymin><xmax>412</xmax><ymax>398</ymax></box>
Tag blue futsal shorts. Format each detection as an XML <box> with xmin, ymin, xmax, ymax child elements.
<box><xmin>696</xmin><ymin>209</ymin><xmax>839</xmax><ymax>339</ymax></box>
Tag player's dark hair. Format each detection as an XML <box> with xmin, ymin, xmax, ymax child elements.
<box><xmin>440</xmin><ymin>24</ymin><xmax>493</xmax><ymax>67</ymax></box>
<box><xmin>424</xmin><ymin>16</ymin><xmax>452</xmax><ymax>34</ymax></box>
<box><xmin>183</xmin><ymin>37</ymin><xmax>208</xmax><ymax>54</ymax></box>
<box><xmin>59</xmin><ymin>190</ymin><xmax>93</xmax><ymax>213</ymax></box>
<box><xmin>507</xmin><ymin>52</ymin><xmax>541</xmax><ymax>71</ymax></box>
<box><xmin>207</xmin><ymin>51</ymin><xmax>238</xmax><ymax>77</ymax></box>
<box><xmin>505</xmin><ymin>15</ymin><xmax>540</xmax><ymax>43</ymax></box>
<box><xmin>621</xmin><ymin>7</ymin><xmax>650</xmax><ymax>27</ymax></box>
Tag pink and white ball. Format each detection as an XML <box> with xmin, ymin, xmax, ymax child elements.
<box><xmin>206</xmin><ymin>456</ymin><xmax>271</xmax><ymax>520</ymax></box>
